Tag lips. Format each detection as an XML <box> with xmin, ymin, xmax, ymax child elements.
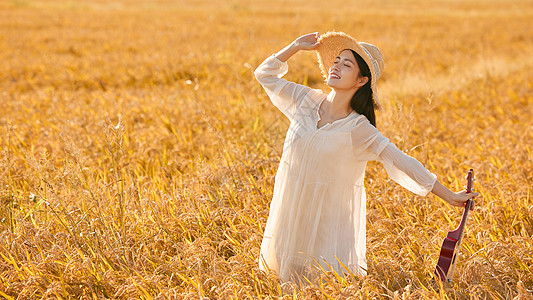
<box><xmin>330</xmin><ymin>72</ymin><xmax>340</xmax><ymax>79</ymax></box>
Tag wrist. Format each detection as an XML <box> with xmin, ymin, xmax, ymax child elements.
<box><xmin>431</xmin><ymin>180</ymin><xmax>454</xmax><ymax>202</ymax></box>
<box><xmin>290</xmin><ymin>41</ymin><xmax>301</xmax><ymax>52</ymax></box>
<box><xmin>274</xmin><ymin>42</ymin><xmax>300</xmax><ymax>62</ymax></box>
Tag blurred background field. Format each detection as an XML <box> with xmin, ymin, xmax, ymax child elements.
<box><xmin>0</xmin><ymin>0</ymin><xmax>532</xmax><ymax>298</ymax></box>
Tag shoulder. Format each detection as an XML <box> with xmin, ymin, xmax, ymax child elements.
<box><xmin>350</xmin><ymin>114</ymin><xmax>373</xmax><ymax>130</ymax></box>
<box><xmin>307</xmin><ymin>87</ymin><xmax>325</xmax><ymax>99</ymax></box>
<box><xmin>350</xmin><ymin>115</ymin><xmax>388</xmax><ymax>140</ymax></box>
<box><xmin>288</xmin><ymin>86</ymin><xmax>327</xmax><ymax>111</ymax></box>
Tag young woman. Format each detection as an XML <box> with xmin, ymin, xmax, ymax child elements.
<box><xmin>254</xmin><ymin>31</ymin><xmax>478</xmax><ymax>283</ymax></box>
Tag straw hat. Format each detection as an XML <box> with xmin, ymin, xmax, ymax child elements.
<box><xmin>316</xmin><ymin>31</ymin><xmax>384</xmax><ymax>107</ymax></box>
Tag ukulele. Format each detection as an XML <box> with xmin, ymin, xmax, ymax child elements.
<box><xmin>434</xmin><ymin>169</ymin><xmax>475</xmax><ymax>284</ymax></box>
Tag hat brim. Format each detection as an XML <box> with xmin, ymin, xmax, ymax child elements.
<box><xmin>316</xmin><ymin>31</ymin><xmax>380</xmax><ymax>107</ymax></box>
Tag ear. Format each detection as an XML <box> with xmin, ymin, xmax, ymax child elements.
<box><xmin>357</xmin><ymin>76</ymin><xmax>369</xmax><ymax>87</ymax></box>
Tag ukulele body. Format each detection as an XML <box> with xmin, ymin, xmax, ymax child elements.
<box><xmin>434</xmin><ymin>225</ymin><xmax>463</xmax><ymax>282</ymax></box>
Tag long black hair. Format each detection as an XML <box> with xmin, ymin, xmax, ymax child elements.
<box><xmin>349</xmin><ymin>50</ymin><xmax>376</xmax><ymax>127</ymax></box>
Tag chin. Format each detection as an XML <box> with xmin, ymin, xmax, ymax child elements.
<box><xmin>327</xmin><ymin>82</ymin><xmax>348</xmax><ymax>91</ymax></box>
<box><xmin>326</xmin><ymin>79</ymin><xmax>339</xmax><ymax>88</ymax></box>
<box><xmin>326</xmin><ymin>80</ymin><xmax>357</xmax><ymax>92</ymax></box>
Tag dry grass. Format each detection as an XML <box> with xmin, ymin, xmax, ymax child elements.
<box><xmin>0</xmin><ymin>0</ymin><xmax>532</xmax><ymax>298</ymax></box>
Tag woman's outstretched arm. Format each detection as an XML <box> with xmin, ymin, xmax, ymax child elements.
<box><xmin>350</xmin><ymin>118</ymin><xmax>479</xmax><ymax>207</ymax></box>
<box><xmin>274</xmin><ymin>32</ymin><xmax>321</xmax><ymax>62</ymax></box>
<box><xmin>431</xmin><ymin>180</ymin><xmax>478</xmax><ymax>207</ymax></box>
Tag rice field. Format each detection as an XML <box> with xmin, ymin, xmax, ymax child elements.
<box><xmin>0</xmin><ymin>0</ymin><xmax>532</xmax><ymax>298</ymax></box>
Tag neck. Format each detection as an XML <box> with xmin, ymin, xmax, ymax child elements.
<box><xmin>326</xmin><ymin>88</ymin><xmax>356</xmax><ymax>116</ymax></box>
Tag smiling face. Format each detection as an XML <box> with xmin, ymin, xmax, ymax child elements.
<box><xmin>326</xmin><ymin>49</ymin><xmax>369</xmax><ymax>91</ymax></box>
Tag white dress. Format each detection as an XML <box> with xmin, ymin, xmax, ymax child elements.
<box><xmin>254</xmin><ymin>55</ymin><xmax>437</xmax><ymax>283</ymax></box>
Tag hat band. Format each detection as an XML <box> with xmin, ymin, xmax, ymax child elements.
<box><xmin>360</xmin><ymin>46</ymin><xmax>380</xmax><ymax>80</ymax></box>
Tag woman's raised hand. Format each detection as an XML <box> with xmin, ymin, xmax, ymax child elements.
<box><xmin>293</xmin><ymin>32</ymin><xmax>321</xmax><ymax>51</ymax></box>
<box><xmin>274</xmin><ymin>32</ymin><xmax>321</xmax><ymax>62</ymax></box>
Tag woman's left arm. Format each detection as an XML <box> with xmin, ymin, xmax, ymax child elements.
<box><xmin>351</xmin><ymin>119</ymin><xmax>478</xmax><ymax>206</ymax></box>
<box><xmin>379</xmin><ymin>143</ymin><xmax>478</xmax><ymax>207</ymax></box>
<box><xmin>430</xmin><ymin>180</ymin><xmax>478</xmax><ymax>207</ymax></box>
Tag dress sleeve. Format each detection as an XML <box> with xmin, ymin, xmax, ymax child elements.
<box><xmin>351</xmin><ymin>118</ymin><xmax>437</xmax><ymax>196</ymax></box>
<box><xmin>254</xmin><ymin>54</ymin><xmax>315</xmax><ymax>121</ymax></box>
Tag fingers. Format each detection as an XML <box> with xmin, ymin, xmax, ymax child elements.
<box><xmin>294</xmin><ymin>32</ymin><xmax>321</xmax><ymax>50</ymax></box>
<box><xmin>447</xmin><ymin>192</ymin><xmax>479</xmax><ymax>207</ymax></box>
<box><xmin>302</xmin><ymin>32</ymin><xmax>319</xmax><ymax>40</ymax></box>
<box><xmin>458</xmin><ymin>190</ymin><xmax>479</xmax><ymax>199</ymax></box>
<box><xmin>469</xmin><ymin>192</ymin><xmax>480</xmax><ymax>199</ymax></box>
<box><xmin>306</xmin><ymin>32</ymin><xmax>320</xmax><ymax>41</ymax></box>
<box><xmin>448</xmin><ymin>199</ymin><xmax>467</xmax><ymax>207</ymax></box>
<box><xmin>311</xmin><ymin>32</ymin><xmax>321</xmax><ymax>49</ymax></box>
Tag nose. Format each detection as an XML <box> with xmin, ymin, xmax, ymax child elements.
<box><xmin>330</xmin><ymin>64</ymin><xmax>340</xmax><ymax>72</ymax></box>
